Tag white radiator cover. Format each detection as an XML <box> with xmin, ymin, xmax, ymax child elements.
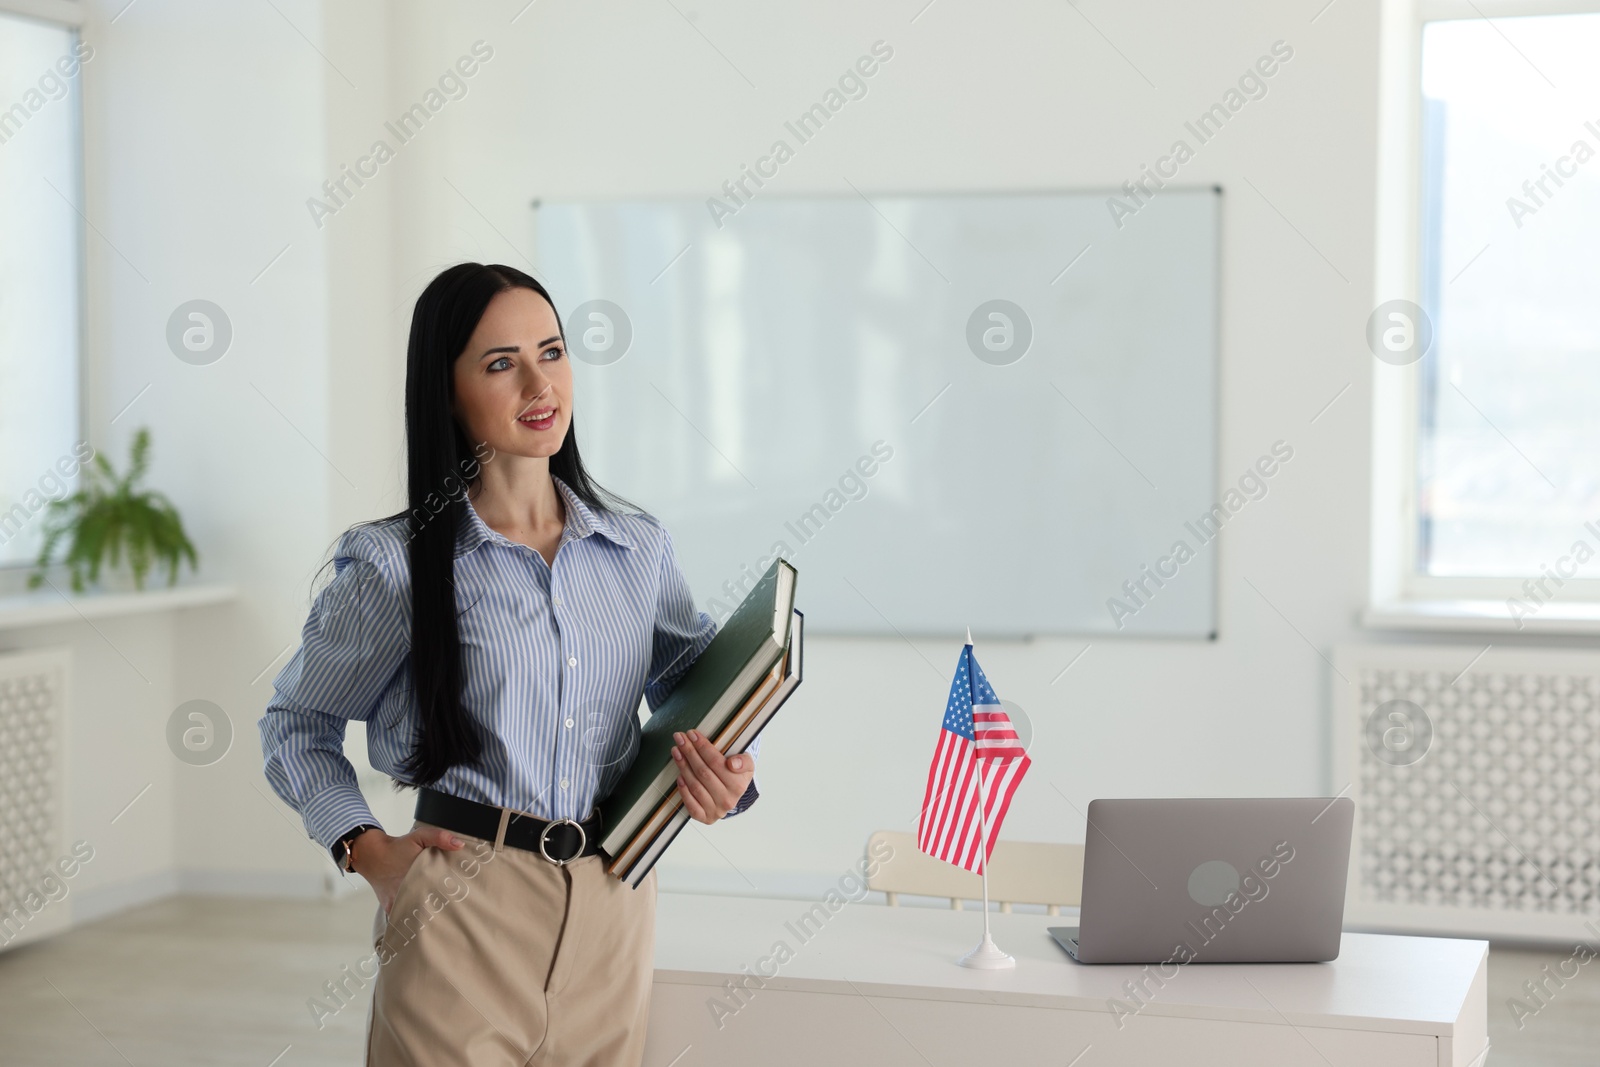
<box><xmin>1334</xmin><ymin>644</ymin><xmax>1600</xmax><ymax>941</ymax></box>
<box><xmin>0</xmin><ymin>647</ymin><xmax>72</xmax><ymax>953</ymax></box>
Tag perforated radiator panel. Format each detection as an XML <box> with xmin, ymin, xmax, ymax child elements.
<box><xmin>1335</xmin><ymin>645</ymin><xmax>1600</xmax><ymax>940</ymax></box>
<box><xmin>0</xmin><ymin>648</ymin><xmax>71</xmax><ymax>952</ymax></box>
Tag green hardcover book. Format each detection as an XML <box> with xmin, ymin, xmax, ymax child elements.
<box><xmin>611</xmin><ymin>607</ymin><xmax>804</xmax><ymax>888</ymax></box>
<box><xmin>598</xmin><ymin>558</ymin><xmax>797</xmax><ymax>856</ymax></box>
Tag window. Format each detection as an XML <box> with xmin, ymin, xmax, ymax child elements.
<box><xmin>1414</xmin><ymin>11</ymin><xmax>1600</xmax><ymax>581</ymax></box>
<box><xmin>0</xmin><ymin>10</ymin><xmax>83</xmax><ymax>570</ymax></box>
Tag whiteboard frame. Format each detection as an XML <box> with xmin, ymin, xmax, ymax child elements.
<box><xmin>532</xmin><ymin>186</ymin><xmax>1225</xmax><ymax>640</ymax></box>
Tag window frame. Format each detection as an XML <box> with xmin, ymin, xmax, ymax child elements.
<box><xmin>0</xmin><ymin>0</ymin><xmax>88</xmax><ymax>576</ymax></box>
<box><xmin>1370</xmin><ymin>0</ymin><xmax>1600</xmax><ymax>621</ymax></box>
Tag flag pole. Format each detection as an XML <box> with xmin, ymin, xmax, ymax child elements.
<box><xmin>959</xmin><ymin>628</ymin><xmax>1015</xmax><ymax>969</ymax></box>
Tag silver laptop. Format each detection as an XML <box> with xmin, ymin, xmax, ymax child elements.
<box><xmin>1049</xmin><ymin>797</ymin><xmax>1353</xmax><ymax>964</ymax></box>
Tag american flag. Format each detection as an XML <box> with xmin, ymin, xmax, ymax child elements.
<box><xmin>916</xmin><ymin>642</ymin><xmax>1031</xmax><ymax>874</ymax></box>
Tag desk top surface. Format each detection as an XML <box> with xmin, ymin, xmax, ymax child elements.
<box><xmin>653</xmin><ymin>892</ymin><xmax>1487</xmax><ymax>1034</ymax></box>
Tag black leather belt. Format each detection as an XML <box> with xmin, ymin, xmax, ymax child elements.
<box><xmin>415</xmin><ymin>787</ymin><xmax>603</xmax><ymax>866</ymax></box>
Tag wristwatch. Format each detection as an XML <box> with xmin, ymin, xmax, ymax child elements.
<box><xmin>332</xmin><ymin>823</ymin><xmax>382</xmax><ymax>874</ymax></box>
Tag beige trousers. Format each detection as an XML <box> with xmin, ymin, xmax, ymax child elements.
<box><xmin>365</xmin><ymin>820</ymin><xmax>657</xmax><ymax>1067</ymax></box>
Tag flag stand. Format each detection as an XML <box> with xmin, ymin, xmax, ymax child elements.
<box><xmin>958</xmin><ymin>628</ymin><xmax>1015</xmax><ymax>970</ymax></box>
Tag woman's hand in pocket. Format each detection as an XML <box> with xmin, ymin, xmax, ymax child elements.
<box><xmin>351</xmin><ymin>826</ymin><xmax>465</xmax><ymax>914</ymax></box>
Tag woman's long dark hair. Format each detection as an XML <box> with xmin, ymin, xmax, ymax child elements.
<box><xmin>395</xmin><ymin>262</ymin><xmax>634</xmax><ymax>787</ymax></box>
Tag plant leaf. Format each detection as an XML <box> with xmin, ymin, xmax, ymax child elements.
<box><xmin>36</xmin><ymin>428</ymin><xmax>197</xmax><ymax>592</ymax></box>
<box><xmin>126</xmin><ymin>427</ymin><xmax>151</xmax><ymax>491</ymax></box>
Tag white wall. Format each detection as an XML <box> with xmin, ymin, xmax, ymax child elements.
<box><xmin>55</xmin><ymin>0</ymin><xmax>344</xmax><ymax>910</ymax></box>
<box><xmin>47</xmin><ymin>0</ymin><xmax>1430</xmax><ymax>906</ymax></box>
<box><xmin>2</xmin><ymin>616</ymin><xmax>181</xmax><ymax>921</ymax></box>
<box><xmin>367</xmin><ymin>0</ymin><xmax>1384</xmax><ymax>894</ymax></box>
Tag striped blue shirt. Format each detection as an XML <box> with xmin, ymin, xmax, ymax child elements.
<box><xmin>259</xmin><ymin>475</ymin><xmax>758</xmax><ymax>851</ymax></box>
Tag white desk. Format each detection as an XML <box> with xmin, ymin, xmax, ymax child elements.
<box><xmin>648</xmin><ymin>893</ymin><xmax>1488</xmax><ymax>1067</ymax></box>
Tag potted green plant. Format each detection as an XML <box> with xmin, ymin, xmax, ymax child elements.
<box><xmin>30</xmin><ymin>427</ymin><xmax>198</xmax><ymax>593</ymax></box>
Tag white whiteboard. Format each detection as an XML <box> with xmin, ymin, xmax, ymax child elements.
<box><xmin>534</xmin><ymin>189</ymin><xmax>1219</xmax><ymax>638</ymax></box>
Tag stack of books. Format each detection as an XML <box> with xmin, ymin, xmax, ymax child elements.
<box><xmin>599</xmin><ymin>559</ymin><xmax>802</xmax><ymax>887</ymax></box>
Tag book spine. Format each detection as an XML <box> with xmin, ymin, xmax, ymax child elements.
<box><xmin>615</xmin><ymin>681</ymin><xmax>799</xmax><ymax>882</ymax></box>
<box><xmin>602</xmin><ymin>638</ymin><xmax>786</xmax><ymax>852</ymax></box>
<box><xmin>721</xmin><ymin>681</ymin><xmax>800</xmax><ymax>754</ymax></box>
<box><xmin>623</xmin><ymin>808</ymin><xmax>692</xmax><ymax>887</ymax></box>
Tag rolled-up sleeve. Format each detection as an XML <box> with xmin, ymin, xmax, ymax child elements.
<box><xmin>643</xmin><ymin>522</ymin><xmax>762</xmax><ymax>817</ymax></box>
<box><xmin>259</xmin><ymin>527</ymin><xmax>409</xmax><ymax>850</ymax></box>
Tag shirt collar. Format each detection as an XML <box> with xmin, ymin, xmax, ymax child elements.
<box><xmin>454</xmin><ymin>475</ymin><xmax>633</xmax><ymax>558</ymax></box>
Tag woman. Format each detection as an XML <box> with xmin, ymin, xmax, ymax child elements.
<box><xmin>259</xmin><ymin>263</ymin><xmax>757</xmax><ymax>1066</ymax></box>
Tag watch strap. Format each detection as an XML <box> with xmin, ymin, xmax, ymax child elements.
<box><xmin>332</xmin><ymin>823</ymin><xmax>381</xmax><ymax>872</ymax></box>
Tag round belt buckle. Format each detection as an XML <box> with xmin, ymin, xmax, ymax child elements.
<box><xmin>539</xmin><ymin>818</ymin><xmax>586</xmax><ymax>866</ymax></box>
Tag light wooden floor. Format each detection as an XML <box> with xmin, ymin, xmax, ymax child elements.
<box><xmin>1482</xmin><ymin>942</ymin><xmax>1600</xmax><ymax>1067</ymax></box>
<box><xmin>0</xmin><ymin>894</ymin><xmax>379</xmax><ymax>1066</ymax></box>
<box><xmin>0</xmin><ymin>894</ymin><xmax>1595</xmax><ymax>1065</ymax></box>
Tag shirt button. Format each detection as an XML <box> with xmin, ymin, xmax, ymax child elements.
<box><xmin>565</xmin><ymin>718</ymin><xmax>574</xmax><ymax>728</ymax></box>
<box><xmin>553</xmin><ymin>595</ymin><xmax>563</xmax><ymax>607</ymax></box>
<box><xmin>559</xmin><ymin>778</ymin><xmax>570</xmax><ymax>790</ymax></box>
<box><xmin>567</xmin><ymin>656</ymin><xmax>577</xmax><ymax>667</ymax></box>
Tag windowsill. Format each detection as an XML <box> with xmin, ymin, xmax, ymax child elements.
<box><xmin>1363</xmin><ymin>599</ymin><xmax>1600</xmax><ymax>635</ymax></box>
<box><xmin>0</xmin><ymin>583</ymin><xmax>237</xmax><ymax>632</ymax></box>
